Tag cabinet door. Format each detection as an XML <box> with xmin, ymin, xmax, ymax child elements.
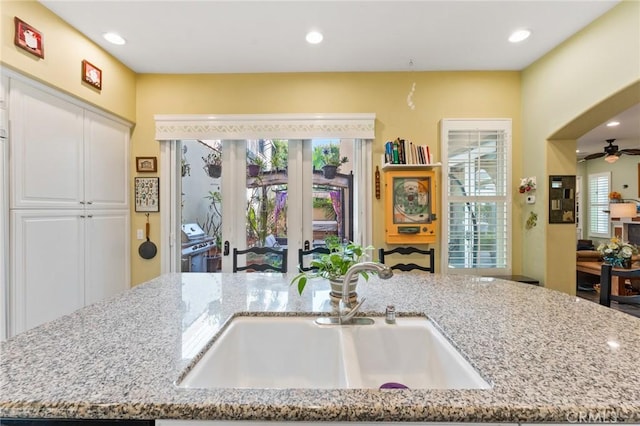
<box><xmin>84</xmin><ymin>111</ymin><xmax>130</xmax><ymax>209</ymax></box>
<box><xmin>84</xmin><ymin>210</ymin><xmax>130</xmax><ymax>305</ymax></box>
<box><xmin>10</xmin><ymin>210</ymin><xmax>85</xmax><ymax>336</ymax></box>
<box><xmin>9</xmin><ymin>80</ymin><xmax>84</xmax><ymax>209</ymax></box>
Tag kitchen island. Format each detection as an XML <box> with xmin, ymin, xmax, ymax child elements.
<box><xmin>1</xmin><ymin>272</ymin><xmax>639</xmax><ymax>423</ymax></box>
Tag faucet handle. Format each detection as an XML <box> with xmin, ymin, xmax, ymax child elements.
<box><xmin>340</xmin><ymin>297</ymin><xmax>367</xmax><ymax>324</ymax></box>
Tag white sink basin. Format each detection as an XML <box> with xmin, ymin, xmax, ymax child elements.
<box><xmin>177</xmin><ymin>315</ymin><xmax>490</xmax><ymax>390</ymax></box>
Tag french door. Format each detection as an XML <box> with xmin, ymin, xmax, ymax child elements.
<box><xmin>156</xmin><ymin>113</ymin><xmax>375</xmax><ymax>275</ymax></box>
<box><xmin>176</xmin><ymin>138</ymin><xmax>357</xmax><ymax>273</ymax></box>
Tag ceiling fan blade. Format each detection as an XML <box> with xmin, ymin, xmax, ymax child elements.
<box><xmin>583</xmin><ymin>152</ymin><xmax>605</xmax><ymax>160</ymax></box>
<box><xmin>619</xmin><ymin>149</ymin><xmax>640</xmax><ymax>156</ymax></box>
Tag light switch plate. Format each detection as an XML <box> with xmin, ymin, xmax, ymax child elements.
<box><xmin>136</xmin><ymin>229</ymin><xmax>144</xmax><ymax>240</ymax></box>
<box><xmin>526</xmin><ymin>195</ymin><xmax>536</xmax><ymax>204</ymax></box>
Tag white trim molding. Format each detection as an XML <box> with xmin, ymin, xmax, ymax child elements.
<box><xmin>154</xmin><ymin>113</ymin><xmax>376</xmax><ymax>140</ymax></box>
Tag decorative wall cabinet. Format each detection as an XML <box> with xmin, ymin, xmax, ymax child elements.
<box><xmin>548</xmin><ymin>175</ymin><xmax>576</xmax><ymax>224</ymax></box>
<box><xmin>7</xmin><ymin>75</ymin><xmax>131</xmax><ymax>337</ymax></box>
<box><xmin>383</xmin><ymin>164</ymin><xmax>438</xmax><ymax>244</ymax></box>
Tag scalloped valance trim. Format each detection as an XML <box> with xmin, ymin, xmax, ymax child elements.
<box><xmin>154</xmin><ymin>113</ymin><xmax>375</xmax><ymax>140</ymax></box>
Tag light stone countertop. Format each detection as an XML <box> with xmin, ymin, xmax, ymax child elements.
<box><xmin>1</xmin><ymin>272</ymin><xmax>639</xmax><ymax>423</ymax></box>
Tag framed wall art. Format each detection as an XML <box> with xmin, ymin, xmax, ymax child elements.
<box><xmin>384</xmin><ymin>169</ymin><xmax>437</xmax><ymax>244</ymax></box>
<box><xmin>82</xmin><ymin>60</ymin><xmax>102</xmax><ymax>90</ymax></box>
<box><xmin>549</xmin><ymin>175</ymin><xmax>576</xmax><ymax>224</ymax></box>
<box><xmin>14</xmin><ymin>17</ymin><xmax>44</xmax><ymax>59</ymax></box>
<box><xmin>136</xmin><ymin>157</ymin><xmax>157</xmax><ymax>173</ymax></box>
<box><xmin>135</xmin><ymin>177</ymin><xmax>159</xmax><ymax>212</ymax></box>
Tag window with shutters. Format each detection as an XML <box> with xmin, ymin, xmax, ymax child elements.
<box><xmin>587</xmin><ymin>172</ymin><xmax>610</xmax><ymax>238</ymax></box>
<box><xmin>441</xmin><ymin>119</ymin><xmax>511</xmax><ymax>273</ymax></box>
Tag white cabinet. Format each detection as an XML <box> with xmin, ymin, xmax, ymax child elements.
<box><xmin>10</xmin><ymin>210</ymin><xmax>85</xmax><ymax>334</ymax></box>
<box><xmin>9</xmin><ymin>80</ymin><xmax>85</xmax><ymax>209</ymax></box>
<box><xmin>10</xmin><ymin>209</ymin><xmax>130</xmax><ymax>334</ymax></box>
<box><xmin>6</xmin><ymin>76</ymin><xmax>131</xmax><ymax>337</ymax></box>
<box><xmin>9</xmin><ymin>80</ymin><xmax>129</xmax><ymax>210</ymax></box>
<box><xmin>84</xmin><ymin>110</ymin><xmax>129</xmax><ymax>209</ymax></box>
<box><xmin>84</xmin><ymin>210</ymin><xmax>130</xmax><ymax>305</ymax></box>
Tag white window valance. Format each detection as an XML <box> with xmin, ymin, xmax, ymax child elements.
<box><xmin>154</xmin><ymin>113</ymin><xmax>376</xmax><ymax>140</ymax></box>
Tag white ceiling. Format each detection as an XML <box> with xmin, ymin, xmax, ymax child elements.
<box><xmin>39</xmin><ymin>0</ymin><xmax>638</xmax><ymax>155</ymax></box>
<box><xmin>577</xmin><ymin>103</ymin><xmax>640</xmax><ymax>160</ymax></box>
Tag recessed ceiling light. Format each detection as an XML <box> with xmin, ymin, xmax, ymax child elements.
<box><xmin>103</xmin><ymin>32</ymin><xmax>126</xmax><ymax>45</ymax></box>
<box><xmin>606</xmin><ymin>121</ymin><xmax>620</xmax><ymax>127</ymax></box>
<box><xmin>306</xmin><ymin>31</ymin><xmax>323</xmax><ymax>44</ymax></box>
<box><xmin>576</xmin><ymin>149</ymin><xmax>580</xmax><ymax>153</ymax></box>
<box><xmin>508</xmin><ymin>29</ymin><xmax>531</xmax><ymax>43</ymax></box>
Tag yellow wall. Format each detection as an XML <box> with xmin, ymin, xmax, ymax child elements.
<box><xmin>0</xmin><ymin>0</ymin><xmax>136</xmax><ymax>122</ymax></box>
<box><xmin>4</xmin><ymin>0</ymin><xmax>637</xmax><ymax>293</ymax></box>
<box><xmin>132</xmin><ymin>72</ymin><xmax>522</xmax><ymax>284</ymax></box>
<box><xmin>521</xmin><ymin>0</ymin><xmax>640</xmax><ymax>293</ymax></box>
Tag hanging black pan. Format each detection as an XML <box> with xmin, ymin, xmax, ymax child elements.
<box><xmin>139</xmin><ymin>213</ymin><xmax>157</xmax><ymax>259</ymax></box>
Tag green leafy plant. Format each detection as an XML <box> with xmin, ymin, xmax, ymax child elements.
<box><xmin>314</xmin><ymin>144</ymin><xmax>348</xmax><ymax>168</ymax></box>
<box><xmin>290</xmin><ymin>240</ymin><xmax>374</xmax><ymax>295</ymax></box>
<box><xmin>200</xmin><ymin>190</ymin><xmax>222</xmax><ymax>248</ymax></box>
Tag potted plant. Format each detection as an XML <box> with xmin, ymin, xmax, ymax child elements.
<box><xmin>317</xmin><ymin>145</ymin><xmax>348</xmax><ymax>179</ymax></box>
<box><xmin>247</xmin><ymin>155</ymin><xmax>265</xmax><ymax>177</ymax></box>
<box><xmin>290</xmin><ymin>239</ymin><xmax>375</xmax><ymax>297</ymax></box>
<box><xmin>202</xmin><ymin>149</ymin><xmax>222</xmax><ymax>178</ymax></box>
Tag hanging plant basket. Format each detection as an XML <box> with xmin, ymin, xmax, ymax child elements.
<box><xmin>322</xmin><ymin>165</ymin><xmax>338</xmax><ymax>179</ymax></box>
<box><xmin>205</xmin><ymin>164</ymin><xmax>222</xmax><ymax>178</ymax></box>
<box><xmin>247</xmin><ymin>164</ymin><xmax>260</xmax><ymax>177</ymax></box>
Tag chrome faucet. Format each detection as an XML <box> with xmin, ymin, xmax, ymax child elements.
<box><xmin>339</xmin><ymin>262</ymin><xmax>393</xmax><ymax>324</ymax></box>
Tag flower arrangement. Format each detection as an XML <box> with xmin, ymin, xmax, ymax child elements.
<box><xmin>290</xmin><ymin>240</ymin><xmax>374</xmax><ymax>295</ymax></box>
<box><xmin>518</xmin><ymin>177</ymin><xmax>536</xmax><ymax>193</ymax></box>
<box><xmin>609</xmin><ymin>191</ymin><xmax>622</xmax><ymax>201</ymax></box>
<box><xmin>597</xmin><ymin>236</ymin><xmax>638</xmax><ymax>268</ymax></box>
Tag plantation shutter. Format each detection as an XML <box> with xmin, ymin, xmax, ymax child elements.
<box><xmin>588</xmin><ymin>172</ymin><xmax>610</xmax><ymax>238</ymax></box>
<box><xmin>441</xmin><ymin>120</ymin><xmax>511</xmax><ymax>272</ymax></box>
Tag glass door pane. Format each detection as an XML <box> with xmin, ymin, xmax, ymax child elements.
<box><xmin>180</xmin><ymin>139</ymin><xmax>223</xmax><ymax>273</ymax></box>
<box><xmin>311</xmin><ymin>139</ymin><xmax>354</xmax><ymax>245</ymax></box>
<box><xmin>242</xmin><ymin>139</ymin><xmax>289</xmax><ymax>271</ymax></box>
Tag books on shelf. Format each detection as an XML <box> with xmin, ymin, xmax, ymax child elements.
<box><xmin>384</xmin><ymin>138</ymin><xmax>433</xmax><ymax>165</ymax></box>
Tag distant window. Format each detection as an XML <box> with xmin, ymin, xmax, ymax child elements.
<box><xmin>441</xmin><ymin>119</ymin><xmax>511</xmax><ymax>273</ymax></box>
<box><xmin>588</xmin><ymin>172</ymin><xmax>610</xmax><ymax>238</ymax></box>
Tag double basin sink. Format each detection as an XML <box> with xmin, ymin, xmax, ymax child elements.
<box><xmin>177</xmin><ymin>315</ymin><xmax>490</xmax><ymax>390</ymax></box>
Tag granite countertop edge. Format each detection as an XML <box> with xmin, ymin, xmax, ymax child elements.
<box><xmin>1</xmin><ymin>272</ymin><xmax>639</xmax><ymax>423</ymax></box>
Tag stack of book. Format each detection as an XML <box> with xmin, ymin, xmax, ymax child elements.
<box><xmin>384</xmin><ymin>138</ymin><xmax>432</xmax><ymax>165</ymax></box>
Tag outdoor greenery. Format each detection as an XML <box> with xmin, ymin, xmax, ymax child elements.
<box><xmin>313</xmin><ymin>197</ymin><xmax>336</xmax><ymax>220</ymax></box>
<box><xmin>313</xmin><ymin>144</ymin><xmax>348</xmax><ymax>169</ymax></box>
<box><xmin>199</xmin><ymin>190</ymin><xmax>222</xmax><ymax>248</ymax></box>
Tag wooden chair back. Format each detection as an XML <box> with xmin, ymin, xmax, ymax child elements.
<box><xmin>599</xmin><ymin>264</ymin><xmax>640</xmax><ymax>307</ymax></box>
<box><xmin>378</xmin><ymin>247</ymin><xmax>435</xmax><ymax>273</ymax></box>
<box><xmin>233</xmin><ymin>247</ymin><xmax>288</xmax><ymax>273</ymax></box>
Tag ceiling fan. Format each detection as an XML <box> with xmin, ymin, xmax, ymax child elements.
<box><xmin>581</xmin><ymin>139</ymin><xmax>640</xmax><ymax>163</ymax></box>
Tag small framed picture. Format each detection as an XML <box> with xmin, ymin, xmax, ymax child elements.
<box><xmin>82</xmin><ymin>60</ymin><xmax>102</xmax><ymax>90</ymax></box>
<box><xmin>136</xmin><ymin>156</ymin><xmax>157</xmax><ymax>173</ymax></box>
<box><xmin>14</xmin><ymin>17</ymin><xmax>44</xmax><ymax>59</ymax></box>
<box><xmin>135</xmin><ymin>177</ymin><xmax>159</xmax><ymax>212</ymax></box>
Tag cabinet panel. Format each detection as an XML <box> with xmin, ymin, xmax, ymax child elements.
<box><xmin>11</xmin><ymin>210</ymin><xmax>85</xmax><ymax>335</ymax></box>
<box><xmin>84</xmin><ymin>111</ymin><xmax>130</xmax><ymax>209</ymax></box>
<box><xmin>384</xmin><ymin>169</ymin><xmax>437</xmax><ymax>244</ymax></box>
<box><xmin>84</xmin><ymin>210</ymin><xmax>130</xmax><ymax>305</ymax></box>
<box><xmin>9</xmin><ymin>80</ymin><xmax>84</xmax><ymax>209</ymax></box>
